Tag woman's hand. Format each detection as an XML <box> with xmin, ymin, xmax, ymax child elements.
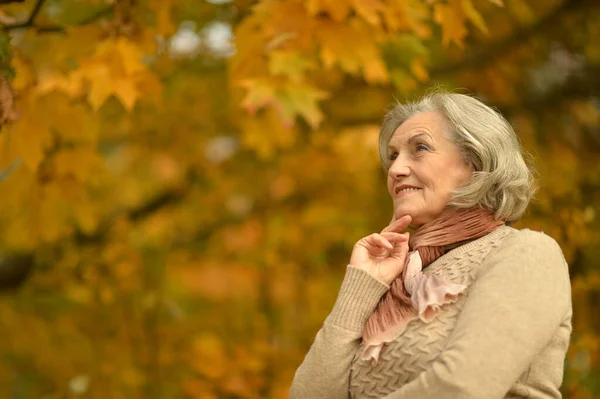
<box><xmin>349</xmin><ymin>215</ymin><xmax>412</xmax><ymax>285</ymax></box>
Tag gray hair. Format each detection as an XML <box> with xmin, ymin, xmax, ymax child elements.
<box><xmin>379</xmin><ymin>91</ymin><xmax>536</xmax><ymax>224</ymax></box>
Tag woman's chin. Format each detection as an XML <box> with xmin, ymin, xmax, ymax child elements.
<box><xmin>394</xmin><ymin>207</ymin><xmax>416</xmax><ymax>221</ymax></box>
<box><xmin>394</xmin><ymin>210</ymin><xmax>426</xmax><ymax>228</ymax></box>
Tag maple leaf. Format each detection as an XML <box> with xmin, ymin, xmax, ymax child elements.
<box><xmin>462</xmin><ymin>0</ymin><xmax>489</xmax><ymax>35</ymax></box>
<box><xmin>434</xmin><ymin>0</ymin><xmax>468</xmax><ymax>48</ymax></box>
<box><xmin>238</xmin><ymin>79</ymin><xmax>277</xmax><ymax>113</ymax></box>
<box><xmin>254</xmin><ymin>0</ymin><xmax>316</xmax><ymax>51</ymax></box>
<box><xmin>70</xmin><ymin>38</ymin><xmax>149</xmax><ymax>111</ymax></box>
<box><xmin>268</xmin><ymin>51</ymin><xmax>315</xmax><ymax>83</ymax></box>
<box><xmin>382</xmin><ymin>0</ymin><xmax>431</xmax><ymax>38</ymax></box>
<box><xmin>37</xmin><ymin>71</ymin><xmax>84</xmax><ymax>98</ymax></box>
<box><xmin>315</xmin><ymin>19</ymin><xmax>389</xmax><ymax>83</ymax></box>
<box><xmin>276</xmin><ymin>82</ymin><xmax>328</xmax><ymax>128</ymax></box>
<box><xmin>351</xmin><ymin>0</ymin><xmax>383</xmax><ymax>26</ymax></box>
<box><xmin>410</xmin><ymin>58</ymin><xmax>429</xmax><ymax>82</ymax></box>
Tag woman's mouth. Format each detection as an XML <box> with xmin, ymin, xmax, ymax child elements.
<box><xmin>395</xmin><ymin>187</ymin><xmax>422</xmax><ymax>198</ymax></box>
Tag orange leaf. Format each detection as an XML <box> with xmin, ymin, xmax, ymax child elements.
<box><xmin>434</xmin><ymin>0</ymin><xmax>468</xmax><ymax>48</ymax></box>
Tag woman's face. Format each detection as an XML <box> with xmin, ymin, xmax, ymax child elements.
<box><xmin>386</xmin><ymin>111</ymin><xmax>472</xmax><ymax>226</ymax></box>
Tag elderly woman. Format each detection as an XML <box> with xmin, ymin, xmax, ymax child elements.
<box><xmin>289</xmin><ymin>92</ymin><xmax>572</xmax><ymax>399</ymax></box>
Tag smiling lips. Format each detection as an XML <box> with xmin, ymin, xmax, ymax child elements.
<box><xmin>394</xmin><ymin>185</ymin><xmax>422</xmax><ymax>198</ymax></box>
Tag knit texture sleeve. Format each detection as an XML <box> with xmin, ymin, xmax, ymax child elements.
<box><xmin>289</xmin><ymin>265</ymin><xmax>390</xmax><ymax>399</ymax></box>
<box><xmin>382</xmin><ymin>229</ymin><xmax>572</xmax><ymax>399</ymax></box>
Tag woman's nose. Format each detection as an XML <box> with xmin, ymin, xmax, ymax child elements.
<box><xmin>388</xmin><ymin>157</ymin><xmax>411</xmax><ymax>180</ymax></box>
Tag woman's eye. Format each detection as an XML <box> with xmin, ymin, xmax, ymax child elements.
<box><xmin>388</xmin><ymin>152</ymin><xmax>398</xmax><ymax>161</ymax></box>
<box><xmin>416</xmin><ymin>144</ymin><xmax>430</xmax><ymax>152</ymax></box>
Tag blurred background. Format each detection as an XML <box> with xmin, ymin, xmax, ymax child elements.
<box><xmin>0</xmin><ymin>0</ymin><xmax>598</xmax><ymax>397</ymax></box>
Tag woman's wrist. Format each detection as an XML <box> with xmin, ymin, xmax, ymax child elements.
<box><xmin>328</xmin><ymin>266</ymin><xmax>390</xmax><ymax>332</ymax></box>
<box><xmin>350</xmin><ymin>264</ymin><xmax>390</xmax><ymax>286</ymax></box>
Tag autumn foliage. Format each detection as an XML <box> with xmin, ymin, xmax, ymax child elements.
<box><xmin>0</xmin><ymin>0</ymin><xmax>599</xmax><ymax>397</ymax></box>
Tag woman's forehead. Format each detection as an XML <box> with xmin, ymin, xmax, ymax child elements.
<box><xmin>389</xmin><ymin>111</ymin><xmax>447</xmax><ymax>144</ymax></box>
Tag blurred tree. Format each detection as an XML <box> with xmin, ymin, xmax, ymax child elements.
<box><xmin>0</xmin><ymin>0</ymin><xmax>598</xmax><ymax>398</ymax></box>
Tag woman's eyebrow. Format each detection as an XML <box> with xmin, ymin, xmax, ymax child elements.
<box><xmin>407</xmin><ymin>132</ymin><xmax>432</xmax><ymax>144</ymax></box>
<box><xmin>388</xmin><ymin>132</ymin><xmax>433</xmax><ymax>150</ymax></box>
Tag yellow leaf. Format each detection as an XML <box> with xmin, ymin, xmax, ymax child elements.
<box><xmin>268</xmin><ymin>51</ymin><xmax>315</xmax><ymax>82</ymax></box>
<box><xmin>462</xmin><ymin>0</ymin><xmax>488</xmax><ymax>34</ymax></box>
<box><xmin>84</xmin><ymin>69</ymin><xmax>140</xmax><ymax>111</ymax></box>
<box><xmin>254</xmin><ymin>1</ymin><xmax>316</xmax><ymax>51</ymax></box>
<box><xmin>239</xmin><ymin>79</ymin><xmax>277</xmax><ymax>113</ymax></box>
<box><xmin>10</xmin><ymin>114</ymin><xmax>52</xmax><ymax>172</ymax></box>
<box><xmin>73</xmin><ymin>39</ymin><xmax>149</xmax><ymax>110</ymax></box>
<box><xmin>115</xmin><ymin>38</ymin><xmax>146</xmax><ymax>76</ymax></box>
<box><xmin>382</xmin><ymin>1</ymin><xmax>431</xmax><ymax>38</ymax></box>
<box><xmin>315</xmin><ymin>19</ymin><xmax>389</xmax><ymax>83</ymax></box>
<box><xmin>363</xmin><ymin>58</ymin><xmax>389</xmax><ymax>83</ymax></box>
<box><xmin>37</xmin><ymin>70</ymin><xmax>84</xmax><ymax>98</ymax></box>
<box><xmin>351</xmin><ymin>0</ymin><xmax>383</xmax><ymax>25</ymax></box>
<box><xmin>86</xmin><ymin>70</ymin><xmax>113</xmax><ymax>110</ymax></box>
<box><xmin>276</xmin><ymin>82</ymin><xmax>328</xmax><ymax>128</ymax></box>
<box><xmin>434</xmin><ymin>1</ymin><xmax>468</xmax><ymax>48</ymax></box>
<box><xmin>113</xmin><ymin>78</ymin><xmax>139</xmax><ymax>111</ymax></box>
<box><xmin>410</xmin><ymin>58</ymin><xmax>429</xmax><ymax>82</ymax></box>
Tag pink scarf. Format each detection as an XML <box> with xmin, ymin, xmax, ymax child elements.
<box><xmin>362</xmin><ymin>207</ymin><xmax>504</xmax><ymax>364</ymax></box>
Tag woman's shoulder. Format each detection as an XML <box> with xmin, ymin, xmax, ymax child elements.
<box><xmin>494</xmin><ymin>226</ymin><xmax>565</xmax><ymax>257</ymax></box>
<box><xmin>481</xmin><ymin>226</ymin><xmax>569</xmax><ymax>280</ymax></box>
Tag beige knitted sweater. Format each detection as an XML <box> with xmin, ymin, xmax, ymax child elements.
<box><xmin>289</xmin><ymin>226</ymin><xmax>572</xmax><ymax>399</ymax></box>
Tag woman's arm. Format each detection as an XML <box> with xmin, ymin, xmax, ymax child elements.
<box><xmin>289</xmin><ymin>266</ymin><xmax>390</xmax><ymax>399</ymax></box>
<box><xmin>382</xmin><ymin>230</ymin><xmax>572</xmax><ymax>399</ymax></box>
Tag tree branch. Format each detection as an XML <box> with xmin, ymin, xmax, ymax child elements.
<box><xmin>1</xmin><ymin>0</ymin><xmax>112</xmax><ymax>34</ymax></box>
<box><xmin>1</xmin><ymin>0</ymin><xmax>45</xmax><ymax>31</ymax></box>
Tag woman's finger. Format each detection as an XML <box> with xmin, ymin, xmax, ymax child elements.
<box><xmin>363</xmin><ymin>233</ymin><xmax>393</xmax><ymax>251</ymax></box>
<box><xmin>391</xmin><ymin>234</ymin><xmax>410</xmax><ymax>258</ymax></box>
<box><xmin>382</xmin><ymin>215</ymin><xmax>412</xmax><ymax>233</ymax></box>
<box><xmin>380</xmin><ymin>231</ymin><xmax>409</xmax><ymax>243</ymax></box>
